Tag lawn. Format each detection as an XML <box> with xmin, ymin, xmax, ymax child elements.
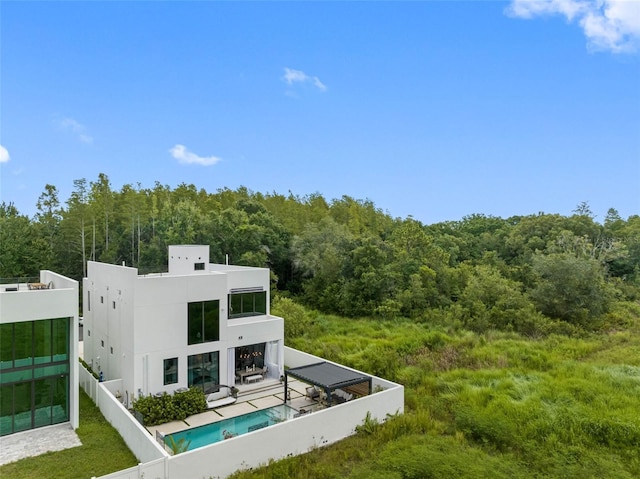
<box><xmin>0</xmin><ymin>389</ymin><xmax>138</xmax><ymax>479</ymax></box>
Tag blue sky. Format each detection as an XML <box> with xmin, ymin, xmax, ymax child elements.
<box><xmin>1</xmin><ymin>1</ymin><xmax>639</xmax><ymax>224</ymax></box>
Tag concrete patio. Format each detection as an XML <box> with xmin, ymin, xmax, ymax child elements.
<box><xmin>0</xmin><ymin>423</ymin><xmax>82</xmax><ymax>466</ymax></box>
<box><xmin>146</xmin><ymin>378</ymin><xmax>319</xmax><ymax>443</ymax></box>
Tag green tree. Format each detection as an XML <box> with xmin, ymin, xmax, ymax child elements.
<box><xmin>458</xmin><ymin>264</ymin><xmax>541</xmax><ymax>334</ymax></box>
<box><xmin>0</xmin><ymin>203</ymin><xmax>47</xmax><ymax>278</ymax></box>
<box><xmin>529</xmin><ymin>252</ymin><xmax>612</xmax><ymax>327</ymax></box>
<box><xmin>88</xmin><ymin>173</ymin><xmax>115</xmax><ymax>262</ymax></box>
<box><xmin>60</xmin><ymin>179</ymin><xmax>90</xmax><ymax>278</ymax></box>
<box><xmin>341</xmin><ymin>235</ymin><xmax>391</xmax><ymax>316</ymax></box>
<box><xmin>291</xmin><ymin>217</ymin><xmax>353</xmax><ymax>312</ymax></box>
<box><xmin>34</xmin><ymin>184</ymin><xmax>62</xmax><ymax>266</ymax></box>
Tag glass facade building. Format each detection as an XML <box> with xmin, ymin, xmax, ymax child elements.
<box><xmin>0</xmin><ymin>317</ymin><xmax>70</xmax><ymax>436</ymax></box>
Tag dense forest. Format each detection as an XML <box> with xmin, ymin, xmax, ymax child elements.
<box><xmin>3</xmin><ymin>173</ymin><xmax>640</xmax><ymax>478</ymax></box>
<box><xmin>1</xmin><ymin>173</ymin><xmax>638</xmax><ymax>336</ymax></box>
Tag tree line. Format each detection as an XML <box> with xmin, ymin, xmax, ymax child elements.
<box><xmin>1</xmin><ymin>173</ymin><xmax>638</xmax><ymax>334</ymax></box>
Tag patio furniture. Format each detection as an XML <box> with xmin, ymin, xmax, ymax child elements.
<box><xmin>245</xmin><ymin>374</ymin><xmax>263</xmax><ymax>384</ymax></box>
<box><xmin>333</xmin><ymin>388</ymin><xmax>353</xmax><ymax>403</ymax></box>
<box><xmin>206</xmin><ymin>386</ymin><xmax>237</xmax><ymax>409</ymax></box>
<box><xmin>237</xmin><ymin>367</ymin><xmax>265</xmax><ymax>384</ymax></box>
<box><xmin>305</xmin><ymin>386</ymin><xmax>320</xmax><ymax>401</ymax></box>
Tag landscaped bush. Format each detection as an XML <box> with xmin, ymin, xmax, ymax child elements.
<box><xmin>173</xmin><ymin>387</ymin><xmax>207</xmax><ymax>416</ymax></box>
<box><xmin>132</xmin><ymin>387</ymin><xmax>206</xmax><ymax>426</ymax></box>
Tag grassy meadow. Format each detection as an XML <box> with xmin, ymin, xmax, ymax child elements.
<box><xmin>231</xmin><ymin>303</ymin><xmax>640</xmax><ymax>479</ymax></box>
<box><xmin>1</xmin><ymin>303</ymin><xmax>639</xmax><ymax>478</ymax></box>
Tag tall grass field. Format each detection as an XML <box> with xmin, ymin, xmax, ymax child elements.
<box><xmin>232</xmin><ymin>303</ymin><xmax>640</xmax><ymax>478</ymax></box>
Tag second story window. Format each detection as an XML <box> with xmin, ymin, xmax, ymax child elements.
<box><xmin>228</xmin><ymin>290</ymin><xmax>267</xmax><ymax>319</ymax></box>
<box><xmin>188</xmin><ymin>300</ymin><xmax>220</xmax><ymax>345</ymax></box>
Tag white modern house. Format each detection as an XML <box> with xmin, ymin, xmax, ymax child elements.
<box><xmin>79</xmin><ymin>245</ymin><xmax>404</xmax><ymax>479</ymax></box>
<box><xmin>0</xmin><ymin>272</ymin><xmax>79</xmax><ymax>437</ymax></box>
<box><xmin>82</xmin><ymin>245</ymin><xmax>284</xmax><ymax>405</ymax></box>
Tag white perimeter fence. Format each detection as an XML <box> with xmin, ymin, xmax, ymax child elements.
<box><xmin>80</xmin><ymin>347</ymin><xmax>404</xmax><ymax>479</ymax></box>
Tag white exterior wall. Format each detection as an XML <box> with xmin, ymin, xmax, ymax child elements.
<box><xmin>83</xmin><ymin>248</ymin><xmax>284</xmax><ymax>401</ymax></box>
<box><xmin>0</xmin><ymin>271</ymin><xmax>80</xmax><ymax>430</ymax></box>
<box><xmin>133</xmin><ymin>272</ymin><xmax>228</xmax><ymax>397</ymax></box>
<box><xmin>83</xmin><ymin>262</ymin><xmax>137</xmax><ymax>397</ymax></box>
<box><xmin>168</xmin><ymin>245</ymin><xmax>209</xmax><ymax>276</ymax></box>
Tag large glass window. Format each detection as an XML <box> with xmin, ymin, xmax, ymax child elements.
<box><xmin>228</xmin><ymin>291</ymin><xmax>267</xmax><ymax>319</ymax></box>
<box><xmin>0</xmin><ymin>385</ymin><xmax>13</xmax><ymax>436</ymax></box>
<box><xmin>187</xmin><ymin>300</ymin><xmax>219</xmax><ymax>345</ymax></box>
<box><xmin>13</xmin><ymin>322</ymin><xmax>33</xmax><ymax>368</ymax></box>
<box><xmin>164</xmin><ymin>358</ymin><xmax>178</xmax><ymax>385</ymax></box>
<box><xmin>34</xmin><ymin>378</ymin><xmax>53</xmax><ymax>428</ymax></box>
<box><xmin>52</xmin><ymin>375</ymin><xmax>69</xmax><ymax>424</ymax></box>
<box><xmin>52</xmin><ymin>318</ymin><xmax>68</xmax><ymax>362</ymax></box>
<box><xmin>0</xmin><ymin>324</ymin><xmax>13</xmax><ymax>370</ymax></box>
<box><xmin>0</xmin><ymin>318</ymin><xmax>70</xmax><ymax>436</ymax></box>
<box><xmin>188</xmin><ymin>352</ymin><xmax>219</xmax><ymax>393</ymax></box>
<box><xmin>236</xmin><ymin>343</ymin><xmax>266</xmax><ymax>369</ymax></box>
<box><xmin>34</xmin><ymin>320</ymin><xmax>52</xmax><ymax>365</ymax></box>
<box><xmin>13</xmin><ymin>382</ymin><xmax>31</xmax><ymax>433</ymax></box>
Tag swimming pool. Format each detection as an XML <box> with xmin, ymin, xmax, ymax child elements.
<box><xmin>165</xmin><ymin>404</ymin><xmax>297</xmax><ymax>451</ymax></box>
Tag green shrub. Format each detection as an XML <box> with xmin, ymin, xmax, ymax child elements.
<box><xmin>271</xmin><ymin>295</ymin><xmax>312</xmax><ymax>340</ymax></box>
<box><xmin>132</xmin><ymin>387</ymin><xmax>205</xmax><ymax>426</ymax></box>
<box><xmin>173</xmin><ymin>387</ymin><xmax>207</xmax><ymax>416</ymax></box>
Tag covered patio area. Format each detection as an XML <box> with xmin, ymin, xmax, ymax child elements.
<box><xmin>283</xmin><ymin>361</ymin><xmax>372</xmax><ymax>407</ymax></box>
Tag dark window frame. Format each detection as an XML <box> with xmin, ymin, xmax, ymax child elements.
<box><xmin>228</xmin><ymin>291</ymin><xmax>267</xmax><ymax>319</ymax></box>
<box><xmin>187</xmin><ymin>352</ymin><xmax>219</xmax><ymax>393</ymax></box>
<box><xmin>163</xmin><ymin>357</ymin><xmax>178</xmax><ymax>385</ymax></box>
<box><xmin>0</xmin><ymin>318</ymin><xmax>70</xmax><ymax>436</ymax></box>
<box><xmin>187</xmin><ymin>300</ymin><xmax>220</xmax><ymax>345</ymax></box>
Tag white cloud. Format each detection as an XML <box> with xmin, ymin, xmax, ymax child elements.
<box><xmin>282</xmin><ymin>67</ymin><xmax>327</xmax><ymax>91</ymax></box>
<box><xmin>506</xmin><ymin>0</ymin><xmax>640</xmax><ymax>53</ymax></box>
<box><xmin>169</xmin><ymin>144</ymin><xmax>221</xmax><ymax>166</ymax></box>
<box><xmin>0</xmin><ymin>144</ymin><xmax>9</xmax><ymax>163</ymax></box>
<box><xmin>58</xmin><ymin>117</ymin><xmax>94</xmax><ymax>144</ymax></box>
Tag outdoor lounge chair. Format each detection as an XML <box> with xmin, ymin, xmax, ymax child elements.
<box><xmin>205</xmin><ymin>386</ymin><xmax>237</xmax><ymax>409</ymax></box>
<box><xmin>305</xmin><ymin>386</ymin><xmax>320</xmax><ymax>401</ymax></box>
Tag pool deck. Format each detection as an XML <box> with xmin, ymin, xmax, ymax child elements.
<box><xmin>146</xmin><ymin>378</ymin><xmax>319</xmax><ymax>441</ymax></box>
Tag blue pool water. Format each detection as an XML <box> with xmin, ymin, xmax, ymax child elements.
<box><xmin>166</xmin><ymin>404</ymin><xmax>296</xmax><ymax>450</ymax></box>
